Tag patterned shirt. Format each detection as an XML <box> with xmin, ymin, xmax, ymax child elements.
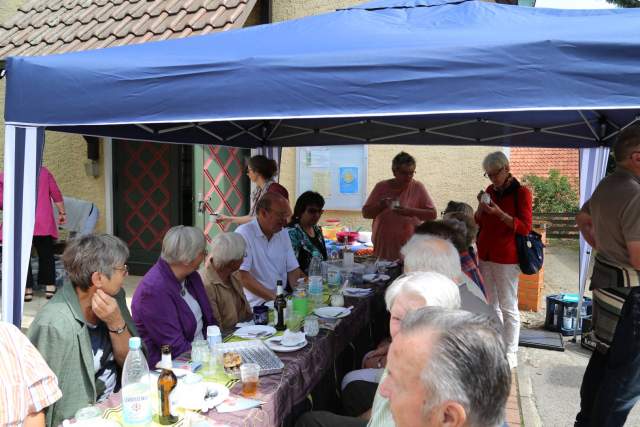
<box><xmin>460</xmin><ymin>247</ymin><xmax>486</xmax><ymax>296</ymax></box>
<box><xmin>287</xmin><ymin>224</ymin><xmax>328</xmax><ymax>274</ymax></box>
<box><xmin>0</xmin><ymin>321</ymin><xmax>62</xmax><ymax>426</ymax></box>
<box><xmin>87</xmin><ymin>322</ymin><xmax>118</xmax><ymax>402</ymax></box>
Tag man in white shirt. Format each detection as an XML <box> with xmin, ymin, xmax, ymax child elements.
<box><xmin>237</xmin><ymin>192</ymin><xmax>305</xmax><ymax>306</ymax></box>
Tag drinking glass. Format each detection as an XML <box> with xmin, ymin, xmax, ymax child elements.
<box><xmin>240</xmin><ymin>363</ymin><xmax>260</xmax><ymax>397</ymax></box>
<box><xmin>286</xmin><ymin>312</ymin><xmax>304</xmax><ymax>332</ymax></box>
<box><xmin>191</xmin><ymin>339</ymin><xmax>209</xmax><ymax>372</ymax></box>
<box><xmin>74</xmin><ymin>405</ymin><xmax>102</xmax><ymax>421</ymax></box>
<box><xmin>304</xmin><ymin>315</ymin><xmax>320</xmax><ymax>337</ymax></box>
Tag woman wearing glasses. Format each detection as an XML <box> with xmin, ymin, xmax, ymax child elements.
<box><xmin>362</xmin><ymin>152</ymin><xmax>437</xmax><ymax>262</ymax></box>
<box><xmin>287</xmin><ymin>191</ymin><xmax>328</xmax><ymax>274</ymax></box>
<box><xmin>475</xmin><ymin>151</ymin><xmax>532</xmax><ymax>370</ymax></box>
<box><xmin>200</xmin><ymin>232</ymin><xmax>252</xmax><ymax>332</ymax></box>
<box><xmin>131</xmin><ymin>226</ymin><xmax>217</xmax><ymax>368</ymax></box>
<box><xmin>217</xmin><ymin>155</ymin><xmax>289</xmax><ymax>226</ymax></box>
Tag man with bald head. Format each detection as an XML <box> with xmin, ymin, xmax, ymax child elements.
<box><xmin>236</xmin><ymin>192</ymin><xmax>305</xmax><ymax>305</ymax></box>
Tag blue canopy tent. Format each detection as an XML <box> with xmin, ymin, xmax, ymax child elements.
<box><xmin>3</xmin><ymin>0</ymin><xmax>638</xmax><ymax>326</ymax></box>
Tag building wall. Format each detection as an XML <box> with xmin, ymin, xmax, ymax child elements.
<box><xmin>272</xmin><ymin>0</ymin><xmax>499</xmax><ymax>230</ymax></box>
<box><xmin>279</xmin><ymin>145</ymin><xmax>500</xmax><ymax>230</ymax></box>
<box><xmin>272</xmin><ymin>0</ymin><xmax>367</xmax><ymax>22</ymax></box>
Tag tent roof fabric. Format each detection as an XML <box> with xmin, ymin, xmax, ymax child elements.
<box><xmin>0</xmin><ymin>0</ymin><xmax>257</xmax><ymax>60</ymax></box>
<box><xmin>4</xmin><ymin>0</ymin><xmax>640</xmax><ymax>148</ymax></box>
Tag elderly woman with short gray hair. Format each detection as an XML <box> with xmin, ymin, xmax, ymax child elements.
<box><xmin>132</xmin><ymin>226</ymin><xmax>217</xmax><ymax>367</ymax></box>
<box><xmin>475</xmin><ymin>151</ymin><xmax>532</xmax><ymax>370</ymax></box>
<box><xmin>27</xmin><ymin>234</ymin><xmax>138</xmax><ymax>427</ymax></box>
<box><xmin>200</xmin><ymin>232</ymin><xmax>252</xmax><ymax>332</ymax></box>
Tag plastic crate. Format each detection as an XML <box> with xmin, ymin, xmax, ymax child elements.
<box><xmin>544</xmin><ymin>294</ymin><xmax>592</xmax><ymax>336</ymax></box>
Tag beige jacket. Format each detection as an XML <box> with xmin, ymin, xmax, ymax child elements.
<box><xmin>200</xmin><ymin>267</ymin><xmax>252</xmax><ymax>332</ymax></box>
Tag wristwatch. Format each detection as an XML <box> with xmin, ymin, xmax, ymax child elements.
<box><xmin>108</xmin><ymin>324</ymin><xmax>127</xmax><ymax>335</ymax></box>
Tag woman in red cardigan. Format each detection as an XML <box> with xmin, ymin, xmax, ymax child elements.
<box><xmin>475</xmin><ymin>151</ymin><xmax>532</xmax><ymax>370</ymax></box>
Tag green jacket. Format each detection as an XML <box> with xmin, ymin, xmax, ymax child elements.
<box><xmin>27</xmin><ymin>282</ymin><xmax>138</xmax><ymax>427</ymax></box>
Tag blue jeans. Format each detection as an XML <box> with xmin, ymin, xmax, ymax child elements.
<box><xmin>575</xmin><ymin>287</ymin><xmax>640</xmax><ymax>427</ymax></box>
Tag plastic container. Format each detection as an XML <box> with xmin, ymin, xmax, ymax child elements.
<box><xmin>121</xmin><ymin>337</ymin><xmax>152</xmax><ymax>426</ymax></box>
<box><xmin>322</xmin><ymin>219</ymin><xmax>342</xmax><ymax>241</ymax></box>
<box><xmin>336</xmin><ymin>231</ymin><xmax>359</xmax><ymax>244</ymax></box>
<box><xmin>544</xmin><ymin>294</ymin><xmax>592</xmax><ymax>336</ymax></box>
<box><xmin>324</xmin><ymin>260</ymin><xmax>365</xmax><ymax>289</ymax></box>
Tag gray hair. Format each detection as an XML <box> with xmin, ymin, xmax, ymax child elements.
<box><xmin>401</xmin><ymin>307</ymin><xmax>510</xmax><ymax>427</ymax></box>
<box><xmin>161</xmin><ymin>225</ymin><xmax>206</xmax><ymax>264</ymax></box>
<box><xmin>385</xmin><ymin>272</ymin><xmax>460</xmax><ymax>312</ymax></box>
<box><xmin>62</xmin><ymin>234</ymin><xmax>129</xmax><ymax>291</ymax></box>
<box><xmin>401</xmin><ymin>235</ymin><xmax>463</xmax><ymax>281</ymax></box>
<box><xmin>209</xmin><ymin>232</ymin><xmax>246</xmax><ymax>269</ymax></box>
<box><xmin>482</xmin><ymin>151</ymin><xmax>509</xmax><ymax>172</ymax></box>
<box><xmin>614</xmin><ymin>122</ymin><xmax>640</xmax><ymax>162</ymax></box>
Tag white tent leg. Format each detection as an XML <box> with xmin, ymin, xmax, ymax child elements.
<box><xmin>1</xmin><ymin>125</ymin><xmax>44</xmax><ymax>327</ymax></box>
<box><xmin>573</xmin><ymin>146</ymin><xmax>610</xmax><ymax>341</ymax></box>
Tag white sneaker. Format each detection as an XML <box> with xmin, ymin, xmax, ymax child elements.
<box><xmin>507</xmin><ymin>352</ymin><xmax>518</xmax><ymax>370</ymax></box>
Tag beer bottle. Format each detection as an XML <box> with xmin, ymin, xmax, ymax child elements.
<box><xmin>274</xmin><ymin>281</ymin><xmax>287</xmax><ymax>331</ymax></box>
<box><xmin>158</xmin><ymin>345</ymin><xmax>178</xmax><ymax>425</ymax></box>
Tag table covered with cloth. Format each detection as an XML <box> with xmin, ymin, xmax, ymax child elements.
<box><xmin>95</xmin><ymin>272</ymin><xmax>397</xmax><ymax>427</ymax></box>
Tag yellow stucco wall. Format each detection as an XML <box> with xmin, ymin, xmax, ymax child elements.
<box><xmin>272</xmin><ymin>0</ymin><xmax>500</xmax><ymax>230</ymax></box>
<box><xmin>279</xmin><ymin>145</ymin><xmax>501</xmax><ymax>230</ymax></box>
<box><xmin>272</xmin><ymin>0</ymin><xmax>367</xmax><ymax>22</ymax></box>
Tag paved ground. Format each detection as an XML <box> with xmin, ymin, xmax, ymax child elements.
<box><xmin>517</xmin><ymin>240</ymin><xmax>640</xmax><ymax>427</ymax></box>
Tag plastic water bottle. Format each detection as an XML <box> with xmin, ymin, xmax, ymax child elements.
<box><xmin>308</xmin><ymin>255</ymin><xmax>324</xmax><ymax>308</ymax></box>
<box><xmin>122</xmin><ymin>337</ymin><xmax>152</xmax><ymax>426</ymax></box>
<box><xmin>206</xmin><ymin>325</ymin><xmax>222</xmax><ymax>375</ymax></box>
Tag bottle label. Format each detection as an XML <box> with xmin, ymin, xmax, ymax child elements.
<box><xmin>122</xmin><ymin>383</ymin><xmax>152</xmax><ymax>425</ymax></box>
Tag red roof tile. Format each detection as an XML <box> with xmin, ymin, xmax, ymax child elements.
<box><xmin>0</xmin><ymin>0</ymin><xmax>257</xmax><ymax>60</ymax></box>
<box><xmin>510</xmin><ymin>147</ymin><xmax>579</xmax><ymax>189</ymax></box>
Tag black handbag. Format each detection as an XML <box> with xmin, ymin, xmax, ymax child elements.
<box><xmin>513</xmin><ymin>186</ymin><xmax>544</xmax><ymax>275</ymax></box>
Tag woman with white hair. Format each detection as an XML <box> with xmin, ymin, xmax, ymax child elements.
<box><xmin>200</xmin><ymin>232</ymin><xmax>252</xmax><ymax>332</ymax></box>
<box><xmin>475</xmin><ymin>151</ymin><xmax>532</xmax><ymax>369</ymax></box>
<box><xmin>132</xmin><ymin>226</ymin><xmax>217</xmax><ymax>367</ymax></box>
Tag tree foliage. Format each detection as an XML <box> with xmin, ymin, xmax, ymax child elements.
<box><xmin>606</xmin><ymin>0</ymin><xmax>640</xmax><ymax>7</ymax></box>
<box><xmin>522</xmin><ymin>170</ymin><xmax>579</xmax><ymax>213</ymax></box>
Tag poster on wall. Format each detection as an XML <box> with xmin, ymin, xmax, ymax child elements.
<box><xmin>296</xmin><ymin>146</ymin><xmax>368</xmax><ymax>211</ymax></box>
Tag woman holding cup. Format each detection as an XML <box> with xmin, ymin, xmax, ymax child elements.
<box><xmin>475</xmin><ymin>151</ymin><xmax>532</xmax><ymax>369</ymax></box>
<box><xmin>362</xmin><ymin>152</ymin><xmax>437</xmax><ymax>261</ymax></box>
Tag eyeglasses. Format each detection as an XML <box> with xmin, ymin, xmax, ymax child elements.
<box><xmin>268</xmin><ymin>209</ymin><xmax>290</xmax><ymax>219</ymax></box>
<box><xmin>395</xmin><ymin>169</ymin><xmax>416</xmax><ymax>177</ymax></box>
<box><xmin>483</xmin><ymin>167</ymin><xmax>504</xmax><ymax>179</ymax></box>
<box><xmin>113</xmin><ymin>264</ymin><xmax>129</xmax><ymax>276</ymax></box>
<box><xmin>306</xmin><ymin>207</ymin><xmax>324</xmax><ymax>215</ymax></box>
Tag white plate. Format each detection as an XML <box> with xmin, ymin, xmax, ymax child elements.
<box><xmin>376</xmin><ymin>260</ymin><xmax>397</xmax><ymax>268</ymax></box>
<box><xmin>265</xmin><ymin>336</ymin><xmax>308</xmax><ymax>352</ymax></box>
<box><xmin>234</xmin><ymin>325</ymin><xmax>276</xmax><ymax>339</ymax></box>
<box><xmin>314</xmin><ymin>306</ymin><xmax>351</xmax><ymax>319</ymax></box>
<box><xmin>174</xmin><ymin>381</ymin><xmax>230</xmax><ymax>411</ymax></box>
<box><xmin>363</xmin><ymin>273</ymin><xmax>390</xmax><ymax>282</ymax></box>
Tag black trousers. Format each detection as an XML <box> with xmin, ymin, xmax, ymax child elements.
<box><xmin>575</xmin><ymin>287</ymin><xmax>640</xmax><ymax>427</ymax></box>
<box><xmin>27</xmin><ymin>235</ymin><xmax>55</xmax><ymax>289</ymax></box>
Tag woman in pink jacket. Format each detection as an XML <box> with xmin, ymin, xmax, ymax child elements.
<box><xmin>1</xmin><ymin>166</ymin><xmax>66</xmax><ymax>300</ymax></box>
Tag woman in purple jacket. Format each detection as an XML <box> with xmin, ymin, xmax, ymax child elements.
<box><xmin>131</xmin><ymin>226</ymin><xmax>217</xmax><ymax>367</ymax></box>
